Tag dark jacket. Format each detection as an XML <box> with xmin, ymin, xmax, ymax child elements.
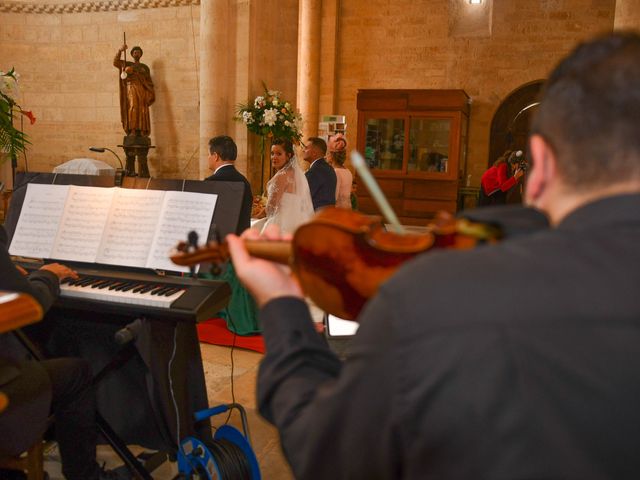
<box><xmin>0</xmin><ymin>225</ymin><xmax>59</xmax><ymax>456</ymax></box>
<box><xmin>257</xmin><ymin>196</ymin><xmax>640</xmax><ymax>479</ymax></box>
<box><xmin>205</xmin><ymin>164</ymin><xmax>253</xmax><ymax>234</ymax></box>
<box><xmin>305</xmin><ymin>158</ymin><xmax>337</xmax><ymax>211</ymax></box>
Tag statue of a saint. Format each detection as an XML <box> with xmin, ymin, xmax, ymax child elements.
<box><xmin>113</xmin><ymin>44</ymin><xmax>155</xmax><ymax>177</ymax></box>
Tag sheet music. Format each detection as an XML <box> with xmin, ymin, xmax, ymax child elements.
<box><xmin>9</xmin><ymin>184</ymin><xmax>69</xmax><ymax>258</ymax></box>
<box><xmin>147</xmin><ymin>191</ymin><xmax>217</xmax><ymax>272</ymax></box>
<box><xmin>95</xmin><ymin>188</ymin><xmax>165</xmax><ymax>267</ymax></box>
<box><xmin>50</xmin><ymin>186</ymin><xmax>115</xmax><ymax>262</ymax></box>
<box><xmin>9</xmin><ymin>184</ymin><xmax>218</xmax><ymax>272</ymax></box>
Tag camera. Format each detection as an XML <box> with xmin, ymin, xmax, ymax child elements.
<box><xmin>509</xmin><ymin>150</ymin><xmax>528</xmax><ymax>172</ymax></box>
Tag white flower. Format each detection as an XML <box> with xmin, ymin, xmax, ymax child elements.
<box><xmin>284</xmin><ymin>120</ymin><xmax>291</xmax><ymax>127</ymax></box>
<box><xmin>263</xmin><ymin>108</ymin><xmax>278</xmax><ymax>126</ymax></box>
<box><xmin>284</xmin><ymin>102</ymin><xmax>290</xmax><ymax>110</ymax></box>
<box><xmin>268</xmin><ymin>89</ymin><xmax>280</xmax><ymax>97</ymax></box>
<box><xmin>0</xmin><ymin>72</ymin><xmax>20</xmax><ymax>101</ymax></box>
<box><xmin>272</xmin><ymin>99</ymin><xmax>278</xmax><ymax>106</ymax></box>
<box><xmin>242</xmin><ymin>111</ymin><xmax>254</xmax><ymax>124</ymax></box>
<box><xmin>254</xmin><ymin>96</ymin><xmax>265</xmax><ymax>108</ymax></box>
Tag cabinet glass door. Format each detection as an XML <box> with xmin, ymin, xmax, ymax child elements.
<box><xmin>408</xmin><ymin>117</ymin><xmax>452</xmax><ymax>174</ymax></box>
<box><xmin>364</xmin><ymin>118</ymin><xmax>405</xmax><ymax>171</ymax></box>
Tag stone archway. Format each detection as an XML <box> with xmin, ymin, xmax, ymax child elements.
<box><xmin>487</xmin><ymin>80</ymin><xmax>545</xmax><ymax>204</ymax></box>
<box><xmin>488</xmin><ymin>80</ymin><xmax>545</xmax><ymax>169</ymax></box>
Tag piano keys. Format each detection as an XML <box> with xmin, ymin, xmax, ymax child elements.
<box><xmin>21</xmin><ymin>264</ymin><xmax>231</xmax><ymax>323</ymax></box>
<box><xmin>61</xmin><ymin>275</ymin><xmax>186</xmax><ymax>309</ymax></box>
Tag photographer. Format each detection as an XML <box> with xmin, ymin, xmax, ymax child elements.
<box><xmin>478</xmin><ymin>149</ymin><xmax>526</xmax><ymax>206</ymax></box>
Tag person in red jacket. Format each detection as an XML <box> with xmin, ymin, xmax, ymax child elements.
<box><xmin>478</xmin><ymin>150</ymin><xmax>525</xmax><ymax>206</ymax></box>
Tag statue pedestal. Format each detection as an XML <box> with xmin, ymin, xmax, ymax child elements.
<box><xmin>119</xmin><ymin>134</ymin><xmax>155</xmax><ymax>178</ymax></box>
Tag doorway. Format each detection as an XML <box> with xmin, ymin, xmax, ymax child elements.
<box><xmin>487</xmin><ymin>80</ymin><xmax>544</xmax><ymax>203</ymax></box>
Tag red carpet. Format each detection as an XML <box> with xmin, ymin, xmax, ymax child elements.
<box><xmin>197</xmin><ymin>317</ymin><xmax>265</xmax><ymax>354</ymax></box>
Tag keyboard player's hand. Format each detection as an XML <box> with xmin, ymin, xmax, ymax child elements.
<box><xmin>40</xmin><ymin>263</ymin><xmax>79</xmax><ymax>282</ymax></box>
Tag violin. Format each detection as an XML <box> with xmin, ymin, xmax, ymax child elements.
<box><xmin>171</xmin><ymin>207</ymin><xmax>500</xmax><ymax>320</ymax></box>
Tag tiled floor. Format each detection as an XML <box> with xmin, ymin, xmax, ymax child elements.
<box><xmin>42</xmin><ymin>342</ymin><xmax>293</xmax><ymax>479</ymax></box>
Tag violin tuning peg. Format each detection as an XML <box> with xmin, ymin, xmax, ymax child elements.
<box><xmin>188</xmin><ymin>231</ymin><xmax>199</xmax><ymax>250</ymax></box>
<box><xmin>212</xmin><ymin>224</ymin><xmax>222</xmax><ymax>244</ymax></box>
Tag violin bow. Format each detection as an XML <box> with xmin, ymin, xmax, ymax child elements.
<box><xmin>351</xmin><ymin>151</ymin><xmax>406</xmax><ymax>234</ymax></box>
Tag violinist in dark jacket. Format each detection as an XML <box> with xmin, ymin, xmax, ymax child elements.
<box><xmin>226</xmin><ymin>32</ymin><xmax>640</xmax><ymax>479</ymax></box>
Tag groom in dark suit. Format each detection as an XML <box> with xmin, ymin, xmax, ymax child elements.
<box><xmin>205</xmin><ymin>135</ymin><xmax>253</xmax><ymax>234</ymax></box>
<box><xmin>304</xmin><ymin>137</ymin><xmax>337</xmax><ymax>211</ymax></box>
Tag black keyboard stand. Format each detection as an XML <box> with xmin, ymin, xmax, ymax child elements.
<box><xmin>13</xmin><ymin>329</ymin><xmax>154</xmax><ymax>480</ymax></box>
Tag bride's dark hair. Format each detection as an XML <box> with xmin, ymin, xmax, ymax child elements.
<box><xmin>272</xmin><ymin>138</ymin><xmax>295</xmax><ymax>157</ymax></box>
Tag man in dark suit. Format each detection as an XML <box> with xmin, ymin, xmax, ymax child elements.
<box><xmin>0</xmin><ymin>226</ymin><xmax>121</xmax><ymax>480</ymax></box>
<box><xmin>227</xmin><ymin>32</ymin><xmax>640</xmax><ymax>479</ymax></box>
<box><xmin>205</xmin><ymin>135</ymin><xmax>253</xmax><ymax>234</ymax></box>
<box><xmin>303</xmin><ymin>137</ymin><xmax>337</xmax><ymax>211</ymax></box>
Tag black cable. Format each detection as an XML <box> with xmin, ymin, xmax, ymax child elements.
<box><xmin>222</xmin><ymin>307</ymin><xmax>237</xmax><ymax>426</ymax></box>
<box><xmin>200</xmin><ymin>309</ymin><xmax>253</xmax><ymax>478</ymax></box>
<box><xmin>206</xmin><ymin>438</ymin><xmax>251</xmax><ymax>480</ymax></box>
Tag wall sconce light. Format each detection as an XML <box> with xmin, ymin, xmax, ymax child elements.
<box><xmin>469</xmin><ymin>0</ymin><xmax>482</xmax><ymax>4</ymax></box>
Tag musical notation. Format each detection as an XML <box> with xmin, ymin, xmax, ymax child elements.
<box><xmin>9</xmin><ymin>184</ymin><xmax>70</xmax><ymax>258</ymax></box>
<box><xmin>148</xmin><ymin>191</ymin><xmax>217</xmax><ymax>272</ymax></box>
<box><xmin>9</xmin><ymin>184</ymin><xmax>217</xmax><ymax>273</ymax></box>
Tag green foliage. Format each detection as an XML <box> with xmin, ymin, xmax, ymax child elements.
<box><xmin>0</xmin><ymin>68</ymin><xmax>32</xmax><ymax>162</ymax></box>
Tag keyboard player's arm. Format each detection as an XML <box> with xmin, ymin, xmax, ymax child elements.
<box><xmin>1</xmin><ymin>226</ymin><xmax>78</xmax><ymax>311</ymax></box>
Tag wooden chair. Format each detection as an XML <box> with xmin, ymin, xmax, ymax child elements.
<box><xmin>0</xmin><ymin>439</ymin><xmax>46</xmax><ymax>480</ymax></box>
<box><xmin>0</xmin><ymin>292</ymin><xmax>47</xmax><ymax>478</ymax></box>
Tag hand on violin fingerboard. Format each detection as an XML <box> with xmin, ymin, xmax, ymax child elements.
<box><xmin>227</xmin><ymin>226</ymin><xmax>303</xmax><ymax>308</ymax></box>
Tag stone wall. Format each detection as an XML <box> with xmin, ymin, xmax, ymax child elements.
<box><xmin>1</xmin><ymin>0</ymin><xmax>629</xmax><ymax>187</ymax></box>
<box><xmin>615</xmin><ymin>0</ymin><xmax>640</xmax><ymax>29</ymax></box>
<box><xmin>332</xmin><ymin>0</ymin><xmax>616</xmax><ymax>185</ymax></box>
<box><xmin>1</xmin><ymin>2</ymin><xmax>202</xmax><ymax>178</ymax></box>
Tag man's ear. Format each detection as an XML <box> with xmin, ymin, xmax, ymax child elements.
<box><xmin>525</xmin><ymin>135</ymin><xmax>557</xmax><ymax>207</ymax></box>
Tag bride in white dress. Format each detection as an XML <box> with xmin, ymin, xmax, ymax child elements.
<box><xmin>254</xmin><ymin>138</ymin><xmax>315</xmax><ymax>234</ymax></box>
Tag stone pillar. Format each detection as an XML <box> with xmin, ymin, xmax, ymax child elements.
<box><xmin>199</xmin><ymin>0</ymin><xmax>230</xmax><ymax>179</ymax></box>
<box><xmin>296</xmin><ymin>0</ymin><xmax>322</xmax><ymax>140</ymax></box>
<box><xmin>615</xmin><ymin>0</ymin><xmax>640</xmax><ymax>29</ymax></box>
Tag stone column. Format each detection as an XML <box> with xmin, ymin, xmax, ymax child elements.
<box><xmin>199</xmin><ymin>0</ymin><xmax>230</xmax><ymax>178</ymax></box>
<box><xmin>296</xmin><ymin>0</ymin><xmax>322</xmax><ymax>140</ymax></box>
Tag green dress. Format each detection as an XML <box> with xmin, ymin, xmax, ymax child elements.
<box><xmin>198</xmin><ymin>261</ymin><xmax>261</xmax><ymax>335</ymax></box>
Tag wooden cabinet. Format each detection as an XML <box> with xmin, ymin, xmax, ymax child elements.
<box><xmin>356</xmin><ymin>89</ymin><xmax>470</xmax><ymax>225</ymax></box>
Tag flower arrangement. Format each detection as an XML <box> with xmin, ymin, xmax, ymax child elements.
<box><xmin>0</xmin><ymin>68</ymin><xmax>36</xmax><ymax>161</ymax></box>
<box><xmin>236</xmin><ymin>84</ymin><xmax>303</xmax><ymax>143</ymax></box>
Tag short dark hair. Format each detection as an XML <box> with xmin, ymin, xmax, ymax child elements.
<box><xmin>530</xmin><ymin>31</ymin><xmax>640</xmax><ymax>189</ymax></box>
<box><xmin>130</xmin><ymin>46</ymin><xmax>143</xmax><ymax>56</ymax></box>
<box><xmin>272</xmin><ymin>138</ymin><xmax>295</xmax><ymax>156</ymax></box>
<box><xmin>208</xmin><ymin>135</ymin><xmax>237</xmax><ymax>161</ymax></box>
<box><xmin>307</xmin><ymin>137</ymin><xmax>327</xmax><ymax>156</ymax></box>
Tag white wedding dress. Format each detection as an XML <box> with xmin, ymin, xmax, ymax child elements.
<box><xmin>255</xmin><ymin>157</ymin><xmax>315</xmax><ymax>235</ymax></box>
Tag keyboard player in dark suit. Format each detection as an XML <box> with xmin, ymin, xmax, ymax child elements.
<box><xmin>205</xmin><ymin>135</ymin><xmax>253</xmax><ymax>234</ymax></box>
<box><xmin>0</xmin><ymin>226</ymin><xmax>122</xmax><ymax>480</ymax></box>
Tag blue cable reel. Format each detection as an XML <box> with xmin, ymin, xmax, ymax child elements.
<box><xmin>178</xmin><ymin>403</ymin><xmax>261</xmax><ymax>480</ymax></box>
